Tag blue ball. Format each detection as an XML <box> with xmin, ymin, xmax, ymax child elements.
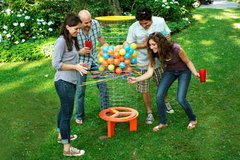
<box><xmin>161</xmin><ymin>31</ymin><xmax>167</xmax><ymax>37</ymax></box>
<box><xmin>124</xmin><ymin>53</ymin><xmax>131</xmax><ymax>59</ymax></box>
<box><xmin>119</xmin><ymin>62</ymin><xmax>126</xmax><ymax>69</ymax></box>
<box><xmin>102</xmin><ymin>46</ymin><xmax>109</xmax><ymax>53</ymax></box>
<box><xmin>109</xmin><ymin>45</ymin><xmax>114</xmax><ymax>51</ymax></box>
<box><xmin>131</xmin><ymin>58</ymin><xmax>137</xmax><ymax>64</ymax></box>
<box><xmin>124</xmin><ymin>44</ymin><xmax>130</xmax><ymax>51</ymax></box>
<box><xmin>128</xmin><ymin>48</ymin><xmax>134</xmax><ymax>54</ymax></box>
<box><xmin>103</xmin><ymin>53</ymin><xmax>109</xmax><ymax>59</ymax></box>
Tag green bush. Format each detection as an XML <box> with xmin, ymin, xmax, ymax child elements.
<box><xmin>130</xmin><ymin>0</ymin><xmax>194</xmax><ymax>21</ymax></box>
<box><xmin>0</xmin><ymin>37</ymin><xmax>55</xmax><ymax>62</ymax></box>
<box><xmin>0</xmin><ymin>0</ymin><xmax>196</xmax><ymax>62</ymax></box>
<box><xmin>0</xmin><ymin>8</ymin><xmax>55</xmax><ymax>46</ymax></box>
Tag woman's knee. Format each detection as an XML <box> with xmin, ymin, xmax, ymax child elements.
<box><xmin>156</xmin><ymin>92</ymin><xmax>165</xmax><ymax>103</ymax></box>
<box><xmin>177</xmin><ymin>96</ymin><xmax>186</xmax><ymax>105</ymax></box>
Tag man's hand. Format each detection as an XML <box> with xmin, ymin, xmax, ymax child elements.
<box><xmin>79</xmin><ymin>47</ymin><xmax>91</xmax><ymax>55</ymax></box>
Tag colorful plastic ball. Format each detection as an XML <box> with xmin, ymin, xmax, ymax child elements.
<box><xmin>132</xmin><ymin>51</ymin><xmax>137</xmax><ymax>58</ymax></box>
<box><xmin>108</xmin><ymin>49</ymin><xmax>114</xmax><ymax>56</ymax></box>
<box><xmin>124</xmin><ymin>53</ymin><xmax>131</xmax><ymax>59</ymax></box>
<box><xmin>126</xmin><ymin>66</ymin><xmax>133</xmax><ymax>72</ymax></box>
<box><xmin>98</xmin><ymin>57</ymin><xmax>104</xmax><ymax>63</ymax></box>
<box><xmin>113</xmin><ymin>58</ymin><xmax>120</xmax><ymax>66</ymax></box>
<box><xmin>161</xmin><ymin>31</ymin><xmax>167</xmax><ymax>37</ymax></box>
<box><xmin>131</xmin><ymin>58</ymin><xmax>137</xmax><ymax>64</ymax></box>
<box><xmin>102</xmin><ymin>60</ymin><xmax>108</xmax><ymax>67</ymax></box>
<box><xmin>102</xmin><ymin>46</ymin><xmax>109</xmax><ymax>53</ymax></box>
<box><xmin>107</xmin><ymin>58</ymin><xmax>114</xmax><ymax>64</ymax></box>
<box><xmin>114</xmin><ymin>52</ymin><xmax>120</xmax><ymax>59</ymax></box>
<box><xmin>124</xmin><ymin>44</ymin><xmax>130</xmax><ymax>51</ymax></box>
<box><xmin>115</xmin><ymin>67</ymin><xmax>122</xmax><ymax>74</ymax></box>
<box><xmin>98</xmin><ymin>65</ymin><xmax>105</xmax><ymax>72</ymax></box>
<box><xmin>103</xmin><ymin>53</ymin><xmax>109</xmax><ymax>59</ymax></box>
<box><xmin>119</xmin><ymin>56</ymin><xmax>125</xmax><ymax>62</ymax></box>
<box><xmin>128</xmin><ymin>48</ymin><xmax>134</xmax><ymax>54</ymax></box>
<box><xmin>109</xmin><ymin>45</ymin><xmax>115</xmax><ymax>51</ymax></box>
<box><xmin>98</xmin><ymin>51</ymin><xmax>103</xmax><ymax>57</ymax></box>
<box><xmin>119</xmin><ymin>49</ymin><xmax>126</xmax><ymax>55</ymax></box>
<box><xmin>119</xmin><ymin>62</ymin><xmax>126</xmax><ymax>69</ymax></box>
<box><xmin>108</xmin><ymin>64</ymin><xmax>115</xmax><ymax>71</ymax></box>
<box><xmin>124</xmin><ymin>59</ymin><xmax>131</xmax><ymax>65</ymax></box>
<box><xmin>114</xmin><ymin>45</ymin><xmax>120</xmax><ymax>51</ymax></box>
<box><xmin>130</xmin><ymin>43</ymin><xmax>137</xmax><ymax>49</ymax></box>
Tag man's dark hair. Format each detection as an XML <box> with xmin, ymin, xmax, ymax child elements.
<box><xmin>136</xmin><ymin>6</ymin><xmax>152</xmax><ymax>21</ymax></box>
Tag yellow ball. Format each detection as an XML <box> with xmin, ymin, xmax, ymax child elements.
<box><xmin>132</xmin><ymin>51</ymin><xmax>138</xmax><ymax>58</ymax></box>
<box><xmin>98</xmin><ymin>65</ymin><xmax>105</xmax><ymax>72</ymax></box>
<box><xmin>119</xmin><ymin>49</ymin><xmax>126</xmax><ymax>55</ymax></box>
<box><xmin>98</xmin><ymin>57</ymin><xmax>104</xmax><ymax>63</ymax></box>
<box><xmin>108</xmin><ymin>64</ymin><xmax>115</xmax><ymax>71</ymax></box>
<box><xmin>130</xmin><ymin>43</ymin><xmax>137</xmax><ymax>49</ymax></box>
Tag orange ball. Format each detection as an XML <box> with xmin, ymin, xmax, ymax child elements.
<box><xmin>119</xmin><ymin>56</ymin><xmax>125</xmax><ymax>62</ymax></box>
<box><xmin>124</xmin><ymin>59</ymin><xmax>131</xmax><ymax>65</ymax></box>
<box><xmin>126</xmin><ymin>66</ymin><xmax>133</xmax><ymax>72</ymax></box>
<box><xmin>98</xmin><ymin>51</ymin><xmax>103</xmax><ymax>57</ymax></box>
<box><xmin>113</xmin><ymin>58</ymin><xmax>120</xmax><ymax>66</ymax></box>
<box><xmin>115</xmin><ymin>67</ymin><xmax>122</xmax><ymax>74</ymax></box>
<box><xmin>108</xmin><ymin>49</ymin><xmax>114</xmax><ymax>56</ymax></box>
<box><xmin>114</xmin><ymin>51</ymin><xmax>120</xmax><ymax>59</ymax></box>
<box><xmin>114</xmin><ymin>45</ymin><xmax>120</xmax><ymax>52</ymax></box>
<box><xmin>102</xmin><ymin>60</ymin><xmax>108</xmax><ymax>67</ymax></box>
<box><xmin>107</xmin><ymin>58</ymin><xmax>114</xmax><ymax>64</ymax></box>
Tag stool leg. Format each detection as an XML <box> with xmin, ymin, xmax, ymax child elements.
<box><xmin>130</xmin><ymin>118</ymin><xmax>137</xmax><ymax>131</ymax></box>
<box><xmin>108</xmin><ymin>121</ymin><xmax>115</xmax><ymax>138</ymax></box>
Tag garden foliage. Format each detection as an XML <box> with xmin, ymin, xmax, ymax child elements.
<box><xmin>0</xmin><ymin>0</ymin><xmax>196</xmax><ymax>62</ymax></box>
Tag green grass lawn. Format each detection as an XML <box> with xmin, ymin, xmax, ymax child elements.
<box><xmin>0</xmin><ymin>8</ymin><xmax>240</xmax><ymax>160</ymax></box>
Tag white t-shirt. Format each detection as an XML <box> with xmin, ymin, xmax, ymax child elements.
<box><xmin>127</xmin><ymin>16</ymin><xmax>171</xmax><ymax>70</ymax></box>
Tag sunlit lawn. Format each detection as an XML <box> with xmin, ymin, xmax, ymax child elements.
<box><xmin>0</xmin><ymin>8</ymin><xmax>240</xmax><ymax>159</ymax></box>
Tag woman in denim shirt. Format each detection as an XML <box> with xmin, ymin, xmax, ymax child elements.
<box><xmin>52</xmin><ymin>13</ymin><xmax>87</xmax><ymax>156</ymax></box>
<box><xmin>128</xmin><ymin>32</ymin><xmax>199</xmax><ymax>132</ymax></box>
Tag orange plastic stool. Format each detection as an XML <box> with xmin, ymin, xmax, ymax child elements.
<box><xmin>99</xmin><ymin>107</ymin><xmax>139</xmax><ymax>138</ymax></box>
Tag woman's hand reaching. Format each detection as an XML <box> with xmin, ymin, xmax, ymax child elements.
<box><xmin>127</xmin><ymin>77</ymin><xmax>137</xmax><ymax>84</ymax></box>
<box><xmin>75</xmin><ymin>63</ymin><xmax>88</xmax><ymax>76</ymax></box>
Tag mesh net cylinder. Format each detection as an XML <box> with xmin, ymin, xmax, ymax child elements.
<box><xmin>93</xmin><ymin>16</ymin><xmax>139</xmax><ymax>108</ymax></box>
<box><xmin>95</xmin><ymin>16</ymin><xmax>135</xmax><ymax>45</ymax></box>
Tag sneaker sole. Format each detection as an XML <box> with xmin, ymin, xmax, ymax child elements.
<box><xmin>145</xmin><ymin>121</ymin><xmax>153</xmax><ymax>124</ymax></box>
<box><xmin>166</xmin><ymin>110</ymin><xmax>174</xmax><ymax>114</ymax></box>
<box><xmin>63</xmin><ymin>150</ymin><xmax>85</xmax><ymax>157</ymax></box>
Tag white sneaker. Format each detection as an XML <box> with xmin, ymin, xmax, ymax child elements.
<box><xmin>165</xmin><ymin>102</ymin><xmax>174</xmax><ymax>114</ymax></box>
<box><xmin>63</xmin><ymin>146</ymin><xmax>85</xmax><ymax>157</ymax></box>
<box><xmin>145</xmin><ymin>113</ymin><xmax>154</xmax><ymax>124</ymax></box>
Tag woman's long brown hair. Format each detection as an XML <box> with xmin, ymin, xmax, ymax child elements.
<box><xmin>147</xmin><ymin>32</ymin><xmax>173</xmax><ymax>67</ymax></box>
<box><xmin>59</xmin><ymin>13</ymin><xmax>81</xmax><ymax>51</ymax></box>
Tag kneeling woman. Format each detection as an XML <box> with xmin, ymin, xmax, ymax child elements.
<box><xmin>128</xmin><ymin>32</ymin><xmax>199</xmax><ymax>131</ymax></box>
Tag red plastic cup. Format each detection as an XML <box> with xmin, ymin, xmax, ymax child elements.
<box><xmin>85</xmin><ymin>40</ymin><xmax>92</xmax><ymax>49</ymax></box>
<box><xmin>199</xmin><ymin>69</ymin><xmax>207</xmax><ymax>83</ymax></box>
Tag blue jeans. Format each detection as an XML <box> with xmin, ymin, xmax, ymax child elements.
<box><xmin>55</xmin><ymin>80</ymin><xmax>76</xmax><ymax>144</ymax></box>
<box><xmin>75</xmin><ymin>63</ymin><xmax>109</xmax><ymax>120</ymax></box>
<box><xmin>156</xmin><ymin>69</ymin><xmax>196</xmax><ymax>125</ymax></box>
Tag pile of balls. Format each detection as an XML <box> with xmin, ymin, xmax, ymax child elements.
<box><xmin>98</xmin><ymin>43</ymin><xmax>137</xmax><ymax>74</ymax></box>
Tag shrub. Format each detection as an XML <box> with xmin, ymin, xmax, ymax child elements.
<box><xmin>0</xmin><ymin>37</ymin><xmax>55</xmax><ymax>62</ymax></box>
<box><xmin>0</xmin><ymin>8</ymin><xmax>55</xmax><ymax>46</ymax></box>
<box><xmin>133</xmin><ymin>0</ymin><xmax>195</xmax><ymax>21</ymax></box>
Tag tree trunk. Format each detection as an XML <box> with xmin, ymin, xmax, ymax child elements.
<box><xmin>108</xmin><ymin>0</ymin><xmax>122</xmax><ymax>15</ymax></box>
